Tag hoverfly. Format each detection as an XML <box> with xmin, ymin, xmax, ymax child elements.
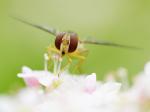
<box><xmin>12</xmin><ymin>17</ymin><xmax>140</xmax><ymax>76</ymax></box>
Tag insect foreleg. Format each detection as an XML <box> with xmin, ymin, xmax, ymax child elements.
<box><xmin>59</xmin><ymin>55</ymin><xmax>72</xmax><ymax>73</ymax></box>
<box><xmin>47</xmin><ymin>45</ymin><xmax>62</xmax><ymax>75</ymax></box>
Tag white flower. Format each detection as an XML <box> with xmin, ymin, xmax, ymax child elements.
<box><xmin>0</xmin><ymin>66</ymin><xmax>121</xmax><ymax>112</ymax></box>
<box><xmin>116</xmin><ymin>61</ymin><xmax>150</xmax><ymax>112</ymax></box>
<box><xmin>133</xmin><ymin>61</ymin><xmax>150</xmax><ymax>98</ymax></box>
<box><xmin>17</xmin><ymin>66</ymin><xmax>59</xmax><ymax>88</ymax></box>
<box><xmin>2</xmin><ymin>60</ymin><xmax>150</xmax><ymax>112</ymax></box>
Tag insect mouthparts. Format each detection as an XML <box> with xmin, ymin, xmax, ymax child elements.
<box><xmin>62</xmin><ymin>51</ymin><xmax>65</xmax><ymax>55</ymax></box>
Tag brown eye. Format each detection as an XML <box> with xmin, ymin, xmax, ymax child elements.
<box><xmin>55</xmin><ymin>32</ymin><xmax>66</xmax><ymax>50</ymax></box>
<box><xmin>68</xmin><ymin>33</ymin><xmax>78</xmax><ymax>53</ymax></box>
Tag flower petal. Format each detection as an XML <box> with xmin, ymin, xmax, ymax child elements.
<box><xmin>84</xmin><ymin>73</ymin><xmax>97</xmax><ymax>94</ymax></box>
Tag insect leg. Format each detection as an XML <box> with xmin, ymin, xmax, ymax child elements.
<box><xmin>47</xmin><ymin>45</ymin><xmax>60</xmax><ymax>54</ymax></box>
<box><xmin>59</xmin><ymin>55</ymin><xmax>72</xmax><ymax>73</ymax></box>
<box><xmin>69</xmin><ymin>49</ymin><xmax>89</xmax><ymax>73</ymax></box>
<box><xmin>47</xmin><ymin>45</ymin><xmax>62</xmax><ymax>75</ymax></box>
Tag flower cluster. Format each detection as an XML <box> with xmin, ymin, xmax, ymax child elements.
<box><xmin>116</xmin><ymin>62</ymin><xmax>150</xmax><ymax>112</ymax></box>
<box><xmin>1</xmin><ymin>60</ymin><xmax>150</xmax><ymax>112</ymax></box>
<box><xmin>0</xmin><ymin>66</ymin><xmax>121</xmax><ymax>112</ymax></box>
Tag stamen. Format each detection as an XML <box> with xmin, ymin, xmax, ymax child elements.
<box><xmin>44</xmin><ymin>53</ymin><xmax>49</xmax><ymax>71</ymax></box>
<box><xmin>52</xmin><ymin>54</ymin><xmax>62</xmax><ymax>77</ymax></box>
<box><xmin>117</xmin><ymin>68</ymin><xmax>129</xmax><ymax>90</ymax></box>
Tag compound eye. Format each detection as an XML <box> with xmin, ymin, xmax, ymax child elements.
<box><xmin>55</xmin><ymin>32</ymin><xmax>66</xmax><ymax>50</ymax></box>
<box><xmin>68</xmin><ymin>33</ymin><xmax>78</xmax><ymax>53</ymax></box>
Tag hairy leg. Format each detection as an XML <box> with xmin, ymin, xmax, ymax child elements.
<box><xmin>69</xmin><ymin>49</ymin><xmax>89</xmax><ymax>73</ymax></box>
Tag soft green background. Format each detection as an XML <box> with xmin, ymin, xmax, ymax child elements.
<box><xmin>0</xmin><ymin>0</ymin><xmax>150</xmax><ymax>92</ymax></box>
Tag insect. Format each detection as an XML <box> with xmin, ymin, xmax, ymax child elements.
<box><xmin>12</xmin><ymin>17</ymin><xmax>140</xmax><ymax>75</ymax></box>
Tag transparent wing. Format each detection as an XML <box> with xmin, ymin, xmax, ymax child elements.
<box><xmin>11</xmin><ymin>16</ymin><xmax>58</xmax><ymax>36</ymax></box>
<box><xmin>80</xmin><ymin>37</ymin><xmax>141</xmax><ymax>50</ymax></box>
